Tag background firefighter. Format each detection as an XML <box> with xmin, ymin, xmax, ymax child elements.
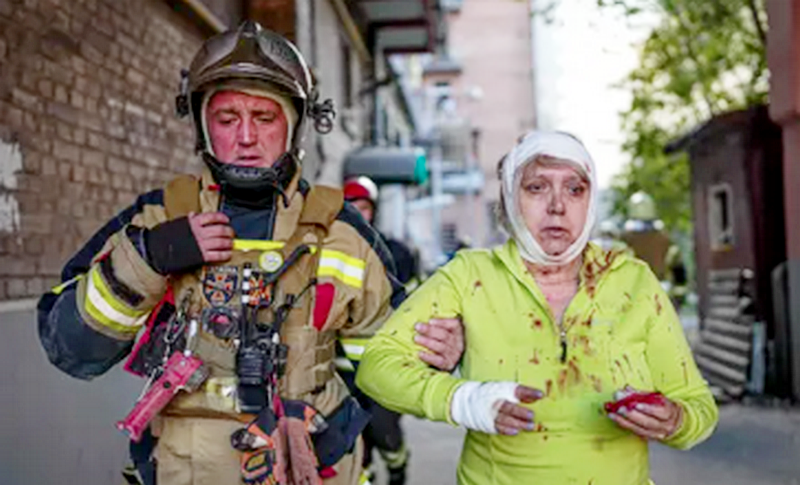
<box><xmin>37</xmin><ymin>21</ymin><xmax>405</xmax><ymax>485</ymax></box>
<box><xmin>621</xmin><ymin>191</ymin><xmax>689</xmax><ymax>311</ymax></box>
<box><xmin>339</xmin><ymin>176</ymin><xmax>414</xmax><ymax>485</ymax></box>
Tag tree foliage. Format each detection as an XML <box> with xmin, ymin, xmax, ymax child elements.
<box><xmin>606</xmin><ymin>0</ymin><xmax>768</xmax><ymax>234</ymax></box>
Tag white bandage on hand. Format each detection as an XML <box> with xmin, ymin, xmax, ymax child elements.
<box><xmin>450</xmin><ymin>381</ymin><xmax>519</xmax><ymax>434</ymax></box>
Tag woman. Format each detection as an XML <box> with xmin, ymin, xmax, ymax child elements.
<box><xmin>356</xmin><ymin>131</ymin><xmax>718</xmax><ymax>484</ymax></box>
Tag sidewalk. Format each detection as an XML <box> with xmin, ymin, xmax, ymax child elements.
<box><xmin>384</xmin><ymin>402</ymin><xmax>800</xmax><ymax>484</ymax></box>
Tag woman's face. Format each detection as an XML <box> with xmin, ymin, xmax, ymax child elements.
<box><xmin>517</xmin><ymin>160</ymin><xmax>590</xmax><ymax>256</ymax></box>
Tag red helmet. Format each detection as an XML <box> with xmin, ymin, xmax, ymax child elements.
<box><xmin>343</xmin><ymin>176</ymin><xmax>379</xmax><ymax>204</ymax></box>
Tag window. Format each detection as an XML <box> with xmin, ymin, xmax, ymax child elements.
<box><xmin>709</xmin><ymin>183</ymin><xmax>734</xmax><ymax>250</ymax></box>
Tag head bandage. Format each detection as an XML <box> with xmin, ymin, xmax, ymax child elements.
<box><xmin>501</xmin><ymin>131</ymin><xmax>598</xmax><ymax>266</ymax></box>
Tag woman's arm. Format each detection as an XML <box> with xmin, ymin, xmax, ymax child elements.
<box><xmin>643</xmin><ymin>272</ymin><xmax>719</xmax><ymax>449</ymax></box>
<box><xmin>356</xmin><ymin>258</ymin><xmax>468</xmax><ymax>423</ymax></box>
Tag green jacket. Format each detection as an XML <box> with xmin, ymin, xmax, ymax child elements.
<box><xmin>357</xmin><ymin>240</ymin><xmax>717</xmax><ymax>485</ymax></box>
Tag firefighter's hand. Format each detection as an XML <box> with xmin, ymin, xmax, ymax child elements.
<box><xmin>414</xmin><ymin>317</ymin><xmax>464</xmax><ymax>372</ymax></box>
<box><xmin>142</xmin><ymin>212</ymin><xmax>232</xmax><ymax>275</ymax></box>
<box><xmin>607</xmin><ymin>387</ymin><xmax>684</xmax><ymax>441</ymax></box>
<box><xmin>188</xmin><ymin>212</ymin><xmax>234</xmax><ymax>263</ymax></box>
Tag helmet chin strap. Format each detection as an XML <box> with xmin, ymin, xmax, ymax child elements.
<box><xmin>203</xmin><ymin>151</ymin><xmax>298</xmax><ymax>209</ymax></box>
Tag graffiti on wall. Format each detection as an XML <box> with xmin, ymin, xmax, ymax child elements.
<box><xmin>0</xmin><ymin>140</ymin><xmax>21</xmax><ymax>233</ymax></box>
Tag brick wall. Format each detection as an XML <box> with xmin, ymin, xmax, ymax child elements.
<box><xmin>247</xmin><ymin>0</ymin><xmax>297</xmax><ymax>42</ymax></box>
<box><xmin>0</xmin><ymin>0</ymin><xmax>208</xmax><ymax>300</ymax></box>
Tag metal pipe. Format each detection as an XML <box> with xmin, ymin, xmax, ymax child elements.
<box><xmin>328</xmin><ymin>0</ymin><xmax>371</xmax><ymax>63</ymax></box>
<box><xmin>178</xmin><ymin>0</ymin><xmax>227</xmax><ymax>33</ymax></box>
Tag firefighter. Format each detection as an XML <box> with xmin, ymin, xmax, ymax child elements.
<box><xmin>38</xmin><ymin>21</ymin><xmax>405</xmax><ymax>485</ymax></box>
<box><xmin>341</xmin><ymin>176</ymin><xmax>413</xmax><ymax>485</ymax></box>
<box><xmin>621</xmin><ymin>191</ymin><xmax>688</xmax><ymax>310</ymax></box>
<box><xmin>592</xmin><ymin>219</ymin><xmax>629</xmax><ymax>253</ymax></box>
<box><xmin>343</xmin><ymin>176</ymin><xmax>419</xmax><ymax>288</ymax></box>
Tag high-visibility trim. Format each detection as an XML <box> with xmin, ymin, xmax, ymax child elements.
<box><xmin>359</xmin><ymin>472</ymin><xmax>372</xmax><ymax>485</ymax></box>
<box><xmin>318</xmin><ymin>250</ymin><xmax>366</xmax><ymax>288</ymax></box>
<box><xmin>334</xmin><ymin>356</ymin><xmax>356</xmax><ymax>372</ymax></box>
<box><xmin>85</xmin><ymin>269</ymin><xmax>147</xmax><ymax>335</ymax></box>
<box><xmin>90</xmin><ymin>268</ymin><xmax>144</xmax><ymax>319</ymax></box>
<box><xmin>51</xmin><ymin>274</ymin><xmax>83</xmax><ymax>295</ymax></box>
<box><xmin>234</xmin><ymin>239</ymin><xmax>320</xmax><ymax>254</ymax></box>
<box><xmin>340</xmin><ymin>337</ymin><xmax>369</xmax><ymax>362</ymax></box>
<box><xmin>379</xmin><ymin>442</ymin><xmax>409</xmax><ymax>468</ymax></box>
<box><xmin>233</xmin><ymin>240</ymin><xmax>286</xmax><ymax>252</ymax></box>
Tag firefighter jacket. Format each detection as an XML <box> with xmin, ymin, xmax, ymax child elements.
<box><xmin>356</xmin><ymin>240</ymin><xmax>718</xmax><ymax>485</ymax></box>
<box><xmin>38</xmin><ymin>167</ymin><xmax>404</xmax><ymax>421</ymax></box>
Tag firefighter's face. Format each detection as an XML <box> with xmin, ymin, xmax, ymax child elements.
<box><xmin>206</xmin><ymin>91</ymin><xmax>289</xmax><ymax>168</ymax></box>
<box><xmin>518</xmin><ymin>160</ymin><xmax>590</xmax><ymax>256</ymax></box>
<box><xmin>351</xmin><ymin>199</ymin><xmax>375</xmax><ymax>224</ymax></box>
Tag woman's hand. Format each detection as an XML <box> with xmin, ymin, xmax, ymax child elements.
<box><xmin>495</xmin><ymin>385</ymin><xmax>543</xmax><ymax>436</ymax></box>
<box><xmin>607</xmin><ymin>387</ymin><xmax>683</xmax><ymax>441</ymax></box>
<box><xmin>414</xmin><ymin>318</ymin><xmax>465</xmax><ymax>372</ymax></box>
<box><xmin>450</xmin><ymin>382</ymin><xmax>544</xmax><ymax>435</ymax></box>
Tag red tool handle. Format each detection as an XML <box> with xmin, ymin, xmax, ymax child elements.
<box><xmin>116</xmin><ymin>352</ymin><xmax>206</xmax><ymax>442</ymax></box>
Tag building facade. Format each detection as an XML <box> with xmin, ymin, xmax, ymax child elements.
<box><xmin>408</xmin><ymin>0</ymin><xmax>536</xmax><ymax>260</ymax></box>
<box><xmin>0</xmin><ymin>0</ymin><xmax>433</xmax><ymax>302</ymax></box>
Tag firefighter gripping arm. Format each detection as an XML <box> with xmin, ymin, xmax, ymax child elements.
<box><xmin>356</xmin><ymin>255</ymin><xmax>466</xmax><ymax>422</ymax></box>
<box><xmin>38</xmin><ymin>191</ymin><xmax>170</xmax><ymax>380</ymax></box>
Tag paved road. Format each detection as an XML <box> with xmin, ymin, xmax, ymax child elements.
<box><xmin>378</xmin><ymin>404</ymin><xmax>800</xmax><ymax>485</ymax></box>
<box><xmin>3</xmin><ymin>307</ymin><xmax>800</xmax><ymax>485</ymax></box>
<box><xmin>0</xmin><ymin>307</ymin><xmax>141</xmax><ymax>485</ymax></box>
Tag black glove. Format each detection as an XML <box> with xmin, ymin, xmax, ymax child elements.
<box><xmin>127</xmin><ymin>218</ymin><xmax>204</xmax><ymax>275</ymax></box>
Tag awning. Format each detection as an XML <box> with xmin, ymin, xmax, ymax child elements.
<box><xmin>355</xmin><ymin>0</ymin><xmax>439</xmax><ymax>54</ymax></box>
<box><xmin>343</xmin><ymin>146</ymin><xmax>428</xmax><ymax>185</ymax></box>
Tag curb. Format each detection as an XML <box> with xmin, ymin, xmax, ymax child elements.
<box><xmin>0</xmin><ymin>298</ymin><xmax>38</xmax><ymax>314</ymax></box>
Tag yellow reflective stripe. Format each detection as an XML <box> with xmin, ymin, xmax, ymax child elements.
<box><xmin>233</xmin><ymin>240</ymin><xmax>286</xmax><ymax>252</ymax></box>
<box><xmin>340</xmin><ymin>337</ymin><xmax>369</xmax><ymax>361</ymax></box>
<box><xmin>90</xmin><ymin>267</ymin><xmax>144</xmax><ymax>319</ymax></box>
<box><xmin>84</xmin><ymin>292</ymin><xmax>146</xmax><ymax>335</ymax></box>
<box><xmin>320</xmin><ymin>249</ymin><xmax>366</xmax><ymax>270</ymax></box>
<box><xmin>234</xmin><ymin>240</ymin><xmax>320</xmax><ymax>254</ymax></box>
<box><xmin>317</xmin><ymin>266</ymin><xmax>363</xmax><ymax>288</ymax></box>
<box><xmin>359</xmin><ymin>472</ymin><xmax>372</xmax><ymax>485</ymax></box>
<box><xmin>85</xmin><ymin>270</ymin><xmax>147</xmax><ymax>334</ymax></box>
<box><xmin>51</xmin><ymin>274</ymin><xmax>83</xmax><ymax>295</ymax></box>
<box><xmin>318</xmin><ymin>250</ymin><xmax>366</xmax><ymax>288</ymax></box>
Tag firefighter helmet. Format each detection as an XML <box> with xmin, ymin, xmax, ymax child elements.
<box><xmin>343</xmin><ymin>176</ymin><xmax>379</xmax><ymax>205</ymax></box>
<box><xmin>627</xmin><ymin>191</ymin><xmax>657</xmax><ymax>221</ymax></box>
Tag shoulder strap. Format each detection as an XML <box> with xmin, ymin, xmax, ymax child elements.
<box><xmin>279</xmin><ymin>185</ymin><xmax>344</xmax><ymax>291</ymax></box>
<box><xmin>164</xmin><ymin>174</ymin><xmax>201</xmax><ymax>220</ymax></box>
<box><xmin>299</xmin><ymin>185</ymin><xmax>343</xmax><ymax>229</ymax></box>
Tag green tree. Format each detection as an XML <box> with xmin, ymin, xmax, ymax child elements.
<box><xmin>606</xmin><ymin>0</ymin><xmax>768</xmax><ymax>233</ymax></box>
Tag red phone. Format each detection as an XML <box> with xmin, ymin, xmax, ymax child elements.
<box><xmin>604</xmin><ymin>391</ymin><xmax>665</xmax><ymax>414</ymax></box>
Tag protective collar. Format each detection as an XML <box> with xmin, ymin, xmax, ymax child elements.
<box><xmin>203</xmin><ymin>150</ymin><xmax>298</xmax><ymax>209</ymax></box>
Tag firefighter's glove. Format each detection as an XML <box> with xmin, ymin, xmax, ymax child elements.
<box><xmin>139</xmin><ymin>212</ymin><xmax>233</xmax><ymax>275</ymax></box>
<box><xmin>232</xmin><ymin>406</ymin><xmax>286</xmax><ymax>484</ymax></box>
<box><xmin>233</xmin><ymin>400</ymin><xmax>327</xmax><ymax>485</ymax></box>
<box><xmin>279</xmin><ymin>400</ymin><xmax>327</xmax><ymax>485</ymax></box>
